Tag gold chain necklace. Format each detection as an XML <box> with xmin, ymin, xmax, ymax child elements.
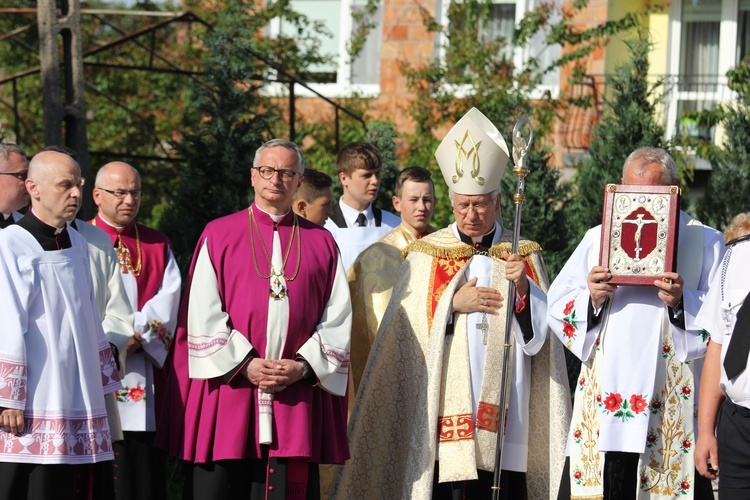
<box><xmin>93</xmin><ymin>218</ymin><xmax>142</xmax><ymax>277</ymax></box>
<box><xmin>248</xmin><ymin>207</ymin><xmax>301</xmax><ymax>299</ymax></box>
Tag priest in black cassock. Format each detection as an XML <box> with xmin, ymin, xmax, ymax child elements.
<box><xmin>0</xmin><ymin>151</ymin><xmax>121</xmax><ymax>500</ymax></box>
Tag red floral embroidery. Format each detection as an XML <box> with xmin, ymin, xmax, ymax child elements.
<box><xmin>563</xmin><ymin>321</ymin><xmax>576</xmax><ymax>338</ymax></box>
<box><xmin>630</xmin><ymin>394</ymin><xmax>648</xmax><ymax>414</ymax></box>
<box><xmin>564</xmin><ymin>300</ymin><xmax>575</xmax><ymax>315</ymax></box>
<box><xmin>595</xmin><ymin>394</ymin><xmax>602</xmax><ymax>403</ymax></box>
<box><xmin>604</xmin><ymin>393</ymin><xmax>623</xmax><ymax>412</ymax></box>
<box><xmin>128</xmin><ymin>386</ymin><xmax>145</xmax><ymax>402</ymax></box>
<box><xmin>574</xmin><ymin>470</ymin><xmax>582</xmax><ymax>480</ymax></box>
<box><xmin>573</xmin><ymin>429</ymin><xmax>582</xmax><ymax>439</ymax></box>
<box><xmin>561</xmin><ymin>301</ymin><xmax>578</xmax><ymax>344</ymax></box>
<box><xmin>579</xmin><ymin>377</ymin><xmax>586</xmax><ymax>387</ymax></box>
<box><xmin>680</xmin><ymin>433</ymin><xmax>694</xmax><ymax>453</ymax></box>
<box><xmin>681</xmin><ymin>481</ymin><xmax>690</xmax><ymax>491</ymax></box>
<box><xmin>682</xmin><ymin>385</ymin><xmax>692</xmax><ymax>398</ymax></box>
<box><xmin>650</xmin><ymin>397</ymin><xmax>663</xmax><ymax>414</ymax></box>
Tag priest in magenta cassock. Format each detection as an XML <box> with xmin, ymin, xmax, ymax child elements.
<box><xmin>0</xmin><ymin>151</ymin><xmax>121</xmax><ymax>500</ymax></box>
<box><xmin>158</xmin><ymin>139</ymin><xmax>351</xmax><ymax>499</ymax></box>
<box><xmin>331</xmin><ymin>108</ymin><xmax>570</xmax><ymax>500</ymax></box>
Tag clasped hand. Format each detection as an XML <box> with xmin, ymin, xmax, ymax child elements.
<box><xmin>243</xmin><ymin>358</ymin><xmax>304</xmax><ymax>392</ymax></box>
<box><xmin>451</xmin><ymin>251</ymin><xmax>528</xmax><ymax>314</ymax></box>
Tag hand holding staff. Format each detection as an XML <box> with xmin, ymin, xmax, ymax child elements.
<box><xmin>492</xmin><ymin>117</ymin><xmax>533</xmax><ymax>499</ymax></box>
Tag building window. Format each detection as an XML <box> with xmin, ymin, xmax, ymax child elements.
<box><xmin>667</xmin><ymin>0</ymin><xmax>750</xmax><ymax>144</ymax></box>
<box><xmin>438</xmin><ymin>0</ymin><xmax>561</xmax><ymax>97</ymax></box>
<box><xmin>737</xmin><ymin>0</ymin><xmax>750</xmax><ymax>62</ymax></box>
<box><xmin>678</xmin><ymin>0</ymin><xmax>720</xmax><ymax>91</ymax></box>
<box><xmin>268</xmin><ymin>0</ymin><xmax>382</xmax><ymax>96</ymax></box>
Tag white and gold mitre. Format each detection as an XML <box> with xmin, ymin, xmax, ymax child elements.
<box><xmin>434</xmin><ymin>107</ymin><xmax>509</xmax><ymax>195</ymax></box>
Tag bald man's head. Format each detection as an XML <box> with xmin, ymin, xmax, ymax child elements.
<box><xmin>95</xmin><ymin>161</ymin><xmax>141</xmax><ymax>187</ymax></box>
<box><xmin>26</xmin><ymin>151</ymin><xmax>84</xmax><ymax>227</ymax></box>
<box><xmin>93</xmin><ymin>161</ymin><xmax>142</xmax><ymax>227</ymax></box>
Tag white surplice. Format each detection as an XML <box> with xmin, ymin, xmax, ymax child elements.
<box><xmin>0</xmin><ymin>227</ymin><xmax>121</xmax><ymax>464</ymax></box>
<box><xmin>92</xmin><ymin>215</ymin><xmax>182</xmax><ymax>433</ymax></box>
<box><xmin>73</xmin><ymin>220</ymin><xmax>136</xmax><ymax>442</ymax></box>
<box><xmin>324</xmin><ymin>200</ymin><xmax>400</xmax><ymax>272</ymax></box>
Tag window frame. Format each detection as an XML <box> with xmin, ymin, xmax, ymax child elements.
<box><xmin>665</xmin><ymin>0</ymin><xmax>741</xmax><ymax>147</ymax></box>
<box><xmin>264</xmin><ymin>0</ymin><xmax>382</xmax><ymax>99</ymax></box>
<box><xmin>435</xmin><ymin>0</ymin><xmax>561</xmax><ymax>100</ymax></box>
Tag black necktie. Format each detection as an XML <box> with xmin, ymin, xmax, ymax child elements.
<box><xmin>355</xmin><ymin>213</ymin><xmax>367</xmax><ymax>227</ymax></box>
<box><xmin>723</xmin><ymin>292</ymin><xmax>750</xmax><ymax>380</ymax></box>
<box><xmin>0</xmin><ymin>215</ymin><xmax>13</xmax><ymax>229</ymax></box>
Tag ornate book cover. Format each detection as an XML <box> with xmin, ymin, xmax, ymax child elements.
<box><xmin>599</xmin><ymin>184</ymin><xmax>681</xmax><ymax>286</ymax></box>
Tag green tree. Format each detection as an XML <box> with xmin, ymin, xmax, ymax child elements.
<box><xmin>0</xmin><ymin>0</ymin><xmax>196</xmax><ymax>225</ymax></box>
<box><xmin>694</xmin><ymin>61</ymin><xmax>750</xmax><ymax>231</ymax></box>
<box><xmin>565</xmin><ymin>34</ymin><xmax>668</xmax><ymax>250</ymax></box>
<box><xmin>157</xmin><ymin>0</ymin><xmax>335</xmax><ymax>271</ymax></box>
<box><xmin>157</xmin><ymin>4</ymin><xmax>274</xmax><ymax>271</ymax></box>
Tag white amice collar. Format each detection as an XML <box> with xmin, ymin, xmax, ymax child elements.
<box><xmin>254</xmin><ymin>204</ymin><xmax>289</xmax><ymax>223</ymax></box>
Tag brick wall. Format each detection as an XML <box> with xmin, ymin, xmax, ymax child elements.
<box><xmin>289</xmin><ymin>0</ymin><xmax>611</xmax><ymax>168</ymax></box>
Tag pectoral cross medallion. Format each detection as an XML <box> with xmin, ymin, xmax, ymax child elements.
<box><xmin>477</xmin><ymin>313</ymin><xmax>490</xmax><ymax>345</ymax></box>
<box><xmin>116</xmin><ymin>240</ymin><xmax>131</xmax><ymax>274</ymax></box>
<box><xmin>269</xmin><ymin>275</ymin><xmax>287</xmax><ymax>300</ymax></box>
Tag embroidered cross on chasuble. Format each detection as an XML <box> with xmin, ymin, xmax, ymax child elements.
<box><xmin>476</xmin><ymin>313</ymin><xmax>490</xmax><ymax>345</ymax></box>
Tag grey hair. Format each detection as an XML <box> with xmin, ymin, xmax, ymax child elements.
<box><xmin>448</xmin><ymin>187</ymin><xmax>502</xmax><ymax>205</ymax></box>
<box><xmin>253</xmin><ymin>139</ymin><xmax>305</xmax><ymax>175</ymax></box>
<box><xmin>0</xmin><ymin>143</ymin><xmax>28</xmax><ymax>168</ymax></box>
<box><xmin>622</xmin><ymin>147</ymin><xmax>678</xmax><ymax>185</ymax></box>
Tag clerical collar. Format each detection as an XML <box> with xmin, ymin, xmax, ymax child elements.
<box><xmin>17</xmin><ymin>209</ymin><xmax>72</xmax><ymax>250</ymax></box>
<box><xmin>727</xmin><ymin>233</ymin><xmax>750</xmax><ymax>247</ymax></box>
<box><xmin>338</xmin><ymin>197</ymin><xmax>373</xmax><ymax>227</ymax></box>
<box><xmin>96</xmin><ymin>214</ymin><xmax>130</xmax><ymax>233</ymax></box>
<box><xmin>253</xmin><ymin>204</ymin><xmax>290</xmax><ymax>223</ymax></box>
<box><xmin>0</xmin><ymin>212</ymin><xmax>13</xmax><ymax>229</ymax></box>
<box><xmin>455</xmin><ymin>223</ymin><xmax>499</xmax><ymax>252</ymax></box>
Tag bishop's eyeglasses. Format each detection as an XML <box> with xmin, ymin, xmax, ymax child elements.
<box><xmin>97</xmin><ymin>187</ymin><xmax>143</xmax><ymax>199</ymax></box>
<box><xmin>252</xmin><ymin>166</ymin><xmax>299</xmax><ymax>182</ymax></box>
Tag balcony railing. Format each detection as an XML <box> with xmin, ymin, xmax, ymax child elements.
<box><xmin>661</xmin><ymin>73</ymin><xmax>736</xmax><ymax>143</ymax></box>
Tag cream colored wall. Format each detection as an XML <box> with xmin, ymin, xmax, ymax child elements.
<box><xmin>604</xmin><ymin>0</ymin><xmax>670</xmax><ymax>75</ymax></box>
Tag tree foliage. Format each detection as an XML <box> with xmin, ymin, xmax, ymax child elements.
<box><xmin>0</xmin><ymin>0</ymin><xmax>196</xmax><ymax>225</ymax></box>
<box><xmin>694</xmin><ymin>60</ymin><xmax>750</xmax><ymax>231</ymax></box>
<box><xmin>564</xmin><ymin>34</ymin><xmax>668</xmax><ymax>251</ymax></box>
<box><xmin>157</xmin><ymin>0</ymin><xmax>332</xmax><ymax>271</ymax></box>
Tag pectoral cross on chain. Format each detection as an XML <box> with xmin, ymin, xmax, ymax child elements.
<box><xmin>477</xmin><ymin>313</ymin><xmax>490</xmax><ymax>345</ymax></box>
